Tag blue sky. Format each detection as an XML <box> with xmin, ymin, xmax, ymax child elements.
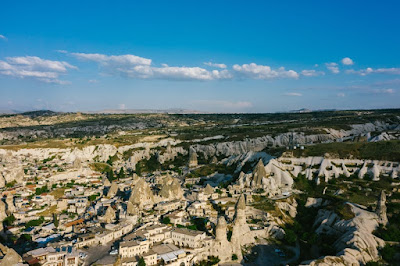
<box><xmin>1</xmin><ymin>1</ymin><xmax>400</xmax><ymax>113</ymax></box>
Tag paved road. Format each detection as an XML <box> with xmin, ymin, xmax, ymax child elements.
<box><xmin>82</xmin><ymin>242</ymin><xmax>113</xmax><ymax>265</ymax></box>
<box><xmin>243</xmin><ymin>240</ymin><xmax>300</xmax><ymax>266</ymax></box>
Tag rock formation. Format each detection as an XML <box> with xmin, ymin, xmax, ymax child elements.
<box><xmin>126</xmin><ymin>201</ymin><xmax>139</xmax><ymax>216</ymax></box>
<box><xmin>237</xmin><ymin>158</ymin><xmax>293</xmax><ymax>197</ymax></box>
<box><xmin>306</xmin><ymin>203</ymin><xmax>385</xmax><ymax>265</ymax></box>
<box><xmin>252</xmin><ymin>159</ymin><xmax>267</xmax><ymax>187</ymax></box>
<box><xmin>103</xmin><ymin>206</ymin><xmax>116</xmax><ymax>224</ymax></box>
<box><xmin>376</xmin><ymin>191</ymin><xmax>388</xmax><ymax>226</ymax></box>
<box><xmin>0</xmin><ymin>200</ymin><xmax>7</xmax><ymax>231</ymax></box>
<box><xmin>231</xmin><ymin>195</ymin><xmax>254</xmax><ymax>260</ymax></box>
<box><xmin>107</xmin><ymin>181</ymin><xmax>119</xmax><ymax>198</ymax></box>
<box><xmin>0</xmin><ymin>243</ymin><xmax>23</xmax><ymax>266</ymax></box>
<box><xmin>129</xmin><ymin>178</ymin><xmax>155</xmax><ymax>209</ymax></box>
<box><xmin>5</xmin><ymin>195</ymin><xmax>16</xmax><ymax>215</ymax></box>
<box><xmin>188</xmin><ymin>148</ymin><xmax>198</xmax><ymax>167</ymax></box>
<box><xmin>0</xmin><ymin>173</ymin><xmax>5</xmax><ymax>188</ymax></box>
<box><xmin>159</xmin><ymin>174</ymin><xmax>184</xmax><ymax>200</ymax></box>
<box><xmin>73</xmin><ymin>157</ymin><xmax>82</xmax><ymax>169</ymax></box>
<box><xmin>211</xmin><ymin>216</ymin><xmax>233</xmax><ymax>263</ymax></box>
<box><xmin>103</xmin><ymin>177</ymin><xmax>111</xmax><ymax>187</ymax></box>
<box><xmin>204</xmin><ymin>184</ymin><xmax>214</xmax><ymax>195</ymax></box>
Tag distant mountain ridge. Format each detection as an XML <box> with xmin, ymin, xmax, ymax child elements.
<box><xmin>85</xmin><ymin>108</ymin><xmax>204</xmax><ymax>114</ymax></box>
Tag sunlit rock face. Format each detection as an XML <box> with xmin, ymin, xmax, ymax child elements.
<box><xmin>107</xmin><ymin>181</ymin><xmax>119</xmax><ymax>198</ymax></box>
<box><xmin>159</xmin><ymin>174</ymin><xmax>184</xmax><ymax>200</ymax></box>
<box><xmin>129</xmin><ymin>178</ymin><xmax>155</xmax><ymax>209</ymax></box>
<box><xmin>210</xmin><ymin>216</ymin><xmax>233</xmax><ymax>263</ymax></box>
<box><xmin>376</xmin><ymin>191</ymin><xmax>388</xmax><ymax>226</ymax></box>
<box><xmin>231</xmin><ymin>195</ymin><xmax>254</xmax><ymax>260</ymax></box>
<box><xmin>237</xmin><ymin>158</ymin><xmax>294</xmax><ymax>196</ymax></box>
<box><xmin>188</xmin><ymin>148</ymin><xmax>198</xmax><ymax>167</ymax></box>
<box><xmin>305</xmin><ymin>203</ymin><xmax>385</xmax><ymax>265</ymax></box>
<box><xmin>0</xmin><ymin>243</ymin><xmax>23</xmax><ymax>266</ymax></box>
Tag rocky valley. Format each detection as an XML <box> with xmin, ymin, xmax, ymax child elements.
<box><xmin>0</xmin><ymin>109</ymin><xmax>400</xmax><ymax>265</ymax></box>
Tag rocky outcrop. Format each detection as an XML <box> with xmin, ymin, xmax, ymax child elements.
<box><xmin>73</xmin><ymin>157</ymin><xmax>82</xmax><ymax>169</ymax></box>
<box><xmin>276</xmin><ymin>197</ymin><xmax>298</xmax><ymax>218</ymax></box>
<box><xmin>0</xmin><ymin>200</ymin><xmax>7</xmax><ymax>231</ymax></box>
<box><xmin>231</xmin><ymin>195</ymin><xmax>254</xmax><ymax>260</ymax></box>
<box><xmin>376</xmin><ymin>191</ymin><xmax>388</xmax><ymax>226</ymax></box>
<box><xmin>102</xmin><ymin>206</ymin><xmax>116</xmax><ymax>224</ymax></box>
<box><xmin>237</xmin><ymin>158</ymin><xmax>293</xmax><ymax>197</ymax></box>
<box><xmin>211</xmin><ymin>216</ymin><xmax>233</xmax><ymax>263</ymax></box>
<box><xmin>2</xmin><ymin>166</ymin><xmax>24</xmax><ymax>184</ymax></box>
<box><xmin>107</xmin><ymin>182</ymin><xmax>119</xmax><ymax>198</ymax></box>
<box><xmin>305</xmin><ymin>198</ymin><xmax>329</xmax><ymax>208</ymax></box>
<box><xmin>129</xmin><ymin>179</ymin><xmax>155</xmax><ymax>209</ymax></box>
<box><xmin>0</xmin><ymin>243</ymin><xmax>23</xmax><ymax>266</ymax></box>
<box><xmin>276</xmin><ymin>156</ymin><xmax>399</xmax><ymax>183</ymax></box>
<box><xmin>159</xmin><ymin>175</ymin><xmax>183</xmax><ymax>200</ymax></box>
<box><xmin>188</xmin><ymin>148</ymin><xmax>198</xmax><ymax>167</ymax></box>
<box><xmin>204</xmin><ymin>184</ymin><xmax>214</xmax><ymax>195</ymax></box>
<box><xmin>103</xmin><ymin>177</ymin><xmax>111</xmax><ymax>187</ymax></box>
<box><xmin>127</xmin><ymin>201</ymin><xmax>139</xmax><ymax>216</ymax></box>
<box><xmin>252</xmin><ymin>159</ymin><xmax>267</xmax><ymax>187</ymax></box>
<box><xmin>305</xmin><ymin>203</ymin><xmax>385</xmax><ymax>265</ymax></box>
<box><xmin>5</xmin><ymin>195</ymin><xmax>16</xmax><ymax>215</ymax></box>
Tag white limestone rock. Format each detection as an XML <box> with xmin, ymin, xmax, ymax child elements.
<box><xmin>0</xmin><ymin>243</ymin><xmax>23</xmax><ymax>266</ymax></box>
<box><xmin>159</xmin><ymin>174</ymin><xmax>184</xmax><ymax>200</ymax></box>
<box><xmin>129</xmin><ymin>178</ymin><xmax>155</xmax><ymax>209</ymax></box>
<box><xmin>107</xmin><ymin>181</ymin><xmax>119</xmax><ymax>198</ymax></box>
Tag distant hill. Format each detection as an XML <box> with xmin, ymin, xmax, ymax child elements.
<box><xmin>288</xmin><ymin>108</ymin><xmax>337</xmax><ymax>113</ymax></box>
<box><xmin>85</xmin><ymin>108</ymin><xmax>203</xmax><ymax>114</ymax></box>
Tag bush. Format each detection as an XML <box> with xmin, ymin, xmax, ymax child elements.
<box><xmin>284</xmin><ymin>228</ymin><xmax>297</xmax><ymax>245</ymax></box>
<box><xmin>162</xmin><ymin>217</ymin><xmax>171</xmax><ymax>224</ymax></box>
<box><xmin>380</xmin><ymin>244</ymin><xmax>396</xmax><ymax>262</ymax></box>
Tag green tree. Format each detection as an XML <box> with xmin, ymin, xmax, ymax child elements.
<box><xmin>284</xmin><ymin>228</ymin><xmax>297</xmax><ymax>245</ymax></box>
<box><xmin>53</xmin><ymin>213</ymin><xmax>59</xmax><ymax>227</ymax></box>
<box><xmin>138</xmin><ymin>257</ymin><xmax>146</xmax><ymax>266</ymax></box>
<box><xmin>162</xmin><ymin>217</ymin><xmax>171</xmax><ymax>224</ymax></box>
<box><xmin>117</xmin><ymin>168</ymin><xmax>126</xmax><ymax>179</ymax></box>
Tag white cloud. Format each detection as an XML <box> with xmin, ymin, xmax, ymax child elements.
<box><xmin>56</xmin><ymin>50</ymin><xmax>68</xmax><ymax>54</ymax></box>
<box><xmin>284</xmin><ymin>92</ymin><xmax>302</xmax><ymax>96</ymax></box>
<box><xmin>337</xmin><ymin>93</ymin><xmax>345</xmax><ymax>97</ymax></box>
<box><xmin>301</xmin><ymin>69</ymin><xmax>325</xmax><ymax>77</ymax></box>
<box><xmin>0</xmin><ymin>35</ymin><xmax>7</xmax><ymax>41</ymax></box>
<box><xmin>373</xmin><ymin>88</ymin><xmax>395</xmax><ymax>94</ymax></box>
<box><xmin>7</xmin><ymin>56</ymin><xmax>77</xmax><ymax>72</ymax></box>
<box><xmin>375</xmin><ymin>68</ymin><xmax>400</xmax><ymax>75</ymax></box>
<box><xmin>88</xmin><ymin>79</ymin><xmax>99</xmax><ymax>83</ymax></box>
<box><xmin>346</xmin><ymin>67</ymin><xmax>400</xmax><ymax>76</ymax></box>
<box><xmin>233</xmin><ymin>63</ymin><xmax>299</xmax><ymax>79</ymax></box>
<box><xmin>72</xmin><ymin>52</ymin><xmax>152</xmax><ymax>66</ymax></box>
<box><xmin>346</xmin><ymin>68</ymin><xmax>373</xmax><ymax>76</ymax></box>
<box><xmin>119</xmin><ymin>103</ymin><xmax>126</xmax><ymax>109</ymax></box>
<box><xmin>341</xmin><ymin>57</ymin><xmax>354</xmax><ymax>65</ymax></box>
<box><xmin>204</xmin><ymin>62</ymin><xmax>227</xmax><ymax>69</ymax></box>
<box><xmin>325</xmin><ymin>62</ymin><xmax>339</xmax><ymax>74</ymax></box>
<box><xmin>71</xmin><ymin>52</ymin><xmax>232</xmax><ymax>81</ymax></box>
<box><xmin>0</xmin><ymin>56</ymin><xmax>76</xmax><ymax>84</ymax></box>
<box><xmin>195</xmin><ymin>100</ymin><xmax>253</xmax><ymax>109</ymax></box>
<box><xmin>121</xmin><ymin>65</ymin><xmax>232</xmax><ymax>81</ymax></box>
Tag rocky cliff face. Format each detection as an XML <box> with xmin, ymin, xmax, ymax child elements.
<box><xmin>159</xmin><ymin>175</ymin><xmax>184</xmax><ymax>200</ymax></box>
<box><xmin>376</xmin><ymin>191</ymin><xmax>388</xmax><ymax>226</ymax></box>
<box><xmin>237</xmin><ymin>158</ymin><xmax>294</xmax><ymax>196</ymax></box>
<box><xmin>129</xmin><ymin>179</ymin><xmax>155</xmax><ymax>209</ymax></box>
<box><xmin>306</xmin><ymin>203</ymin><xmax>385</xmax><ymax>265</ymax></box>
<box><xmin>0</xmin><ymin>243</ymin><xmax>23</xmax><ymax>266</ymax></box>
